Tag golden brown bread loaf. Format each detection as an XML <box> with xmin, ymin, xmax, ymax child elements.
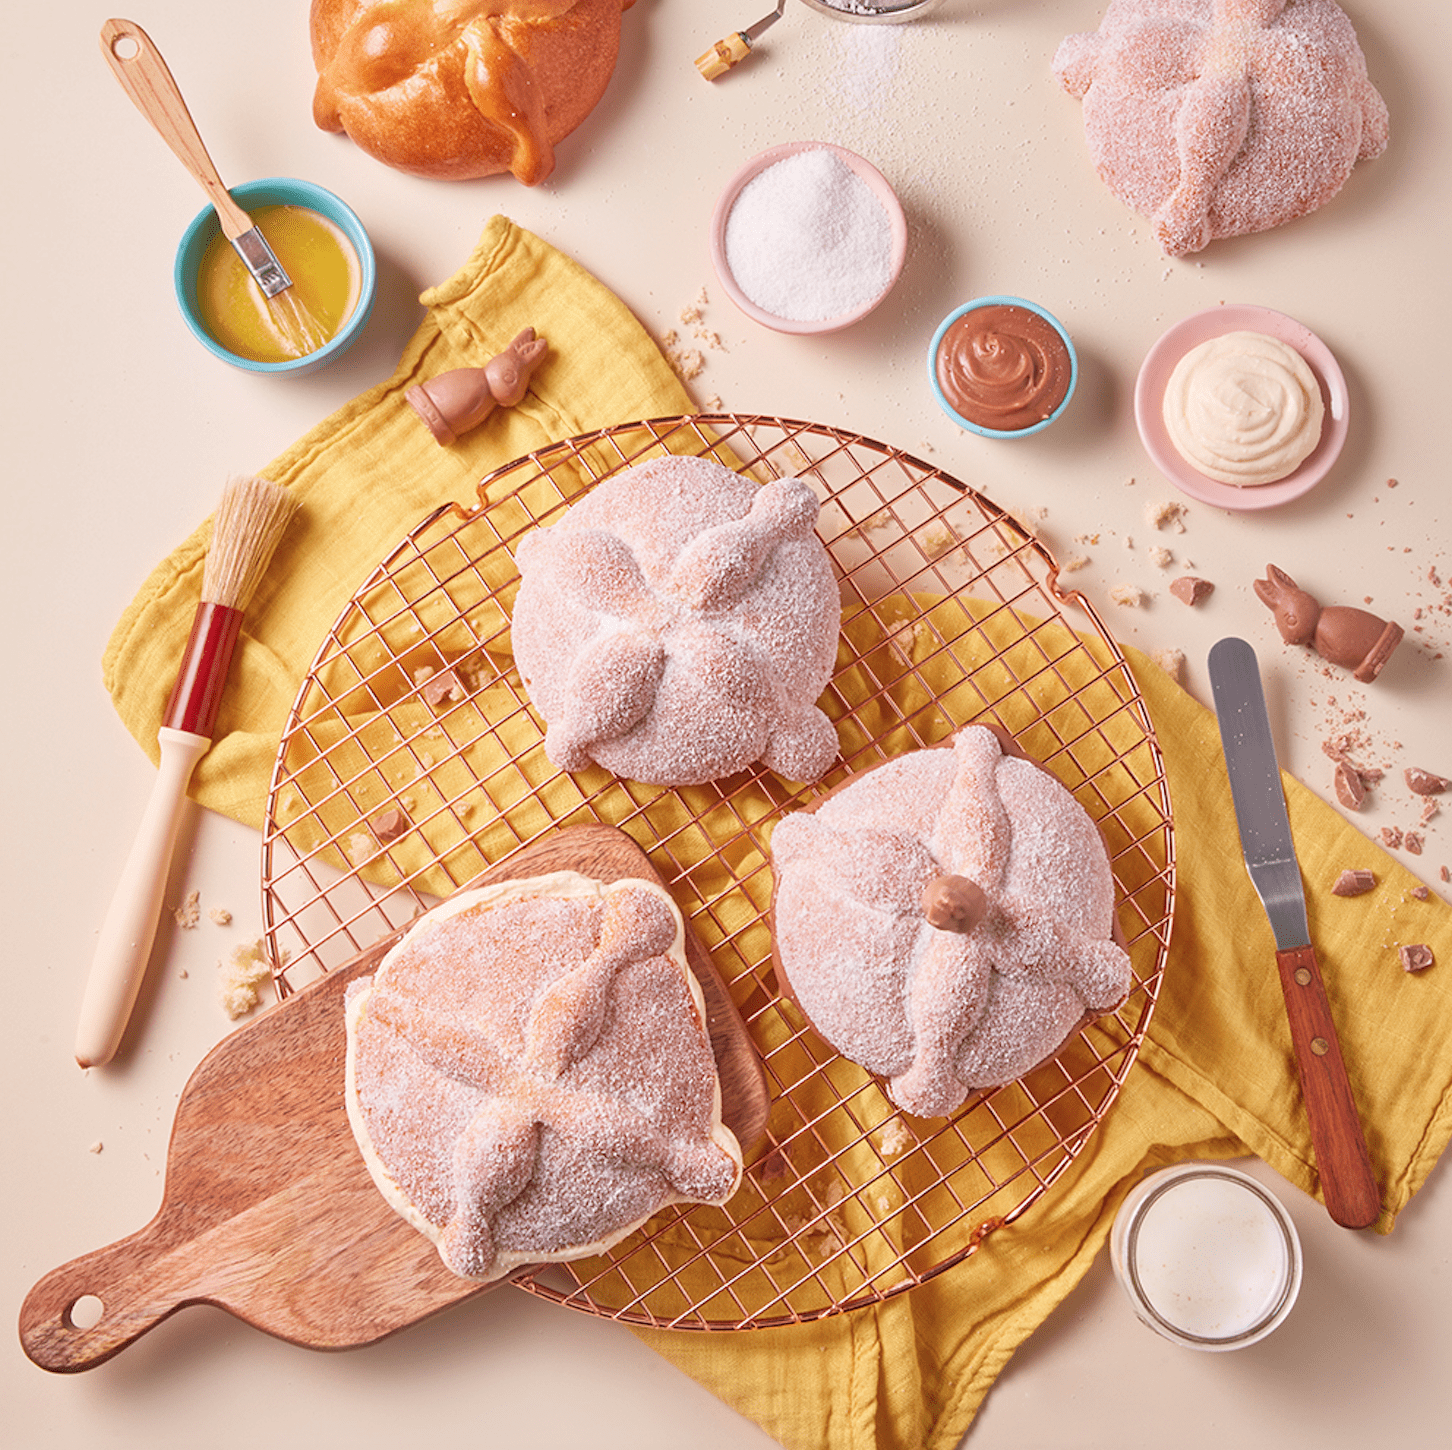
<box><xmin>310</xmin><ymin>0</ymin><xmax>635</xmax><ymax>184</ymax></box>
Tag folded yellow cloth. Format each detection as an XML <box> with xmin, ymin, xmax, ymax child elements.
<box><xmin>104</xmin><ymin>219</ymin><xmax>1452</xmax><ymax>1450</ymax></box>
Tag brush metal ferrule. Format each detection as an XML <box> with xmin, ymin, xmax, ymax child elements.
<box><xmin>163</xmin><ymin>601</ymin><xmax>245</xmax><ymax>738</ymax></box>
<box><xmin>230</xmin><ymin>226</ymin><xmax>292</xmax><ymax>298</ymax></box>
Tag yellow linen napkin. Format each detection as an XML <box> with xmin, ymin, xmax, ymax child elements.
<box><xmin>102</xmin><ymin>219</ymin><xmax>1452</xmax><ymax>1450</ymax></box>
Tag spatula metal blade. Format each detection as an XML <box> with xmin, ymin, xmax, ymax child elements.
<box><xmin>1207</xmin><ymin>636</ymin><xmax>1310</xmax><ymax>951</ymax></box>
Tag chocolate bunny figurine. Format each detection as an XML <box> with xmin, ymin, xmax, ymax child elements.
<box><xmin>1254</xmin><ymin>563</ymin><xmax>1403</xmax><ymax>681</ymax></box>
<box><xmin>406</xmin><ymin>327</ymin><xmax>548</xmax><ymax>446</ymax></box>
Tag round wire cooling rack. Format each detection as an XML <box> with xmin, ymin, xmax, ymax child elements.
<box><xmin>260</xmin><ymin>413</ymin><xmax>1175</xmax><ymax>1332</ymax></box>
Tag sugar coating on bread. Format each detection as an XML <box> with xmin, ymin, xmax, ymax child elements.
<box><xmin>310</xmin><ymin>1</ymin><xmax>634</xmax><ymax>184</ymax></box>
<box><xmin>770</xmin><ymin>727</ymin><xmax>1131</xmax><ymax>1118</ymax></box>
<box><xmin>345</xmin><ymin>872</ymin><xmax>742</xmax><ymax>1282</ymax></box>
<box><xmin>511</xmin><ymin>455</ymin><xmax>841</xmax><ymax>786</ymax></box>
<box><xmin>1053</xmin><ymin>0</ymin><xmax>1388</xmax><ymax>256</ymax></box>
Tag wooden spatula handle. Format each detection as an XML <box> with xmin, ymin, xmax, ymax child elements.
<box><xmin>99</xmin><ymin>18</ymin><xmax>253</xmax><ymax>239</ymax></box>
<box><xmin>1274</xmin><ymin>943</ymin><xmax>1381</xmax><ymax>1229</ymax></box>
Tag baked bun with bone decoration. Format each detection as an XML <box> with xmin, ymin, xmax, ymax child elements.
<box><xmin>310</xmin><ymin>0</ymin><xmax>636</xmax><ymax>184</ymax></box>
<box><xmin>1053</xmin><ymin>0</ymin><xmax>1388</xmax><ymax>256</ymax></box>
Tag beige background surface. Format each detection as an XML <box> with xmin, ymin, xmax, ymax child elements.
<box><xmin>2</xmin><ymin>2</ymin><xmax>1449</xmax><ymax>1446</ymax></box>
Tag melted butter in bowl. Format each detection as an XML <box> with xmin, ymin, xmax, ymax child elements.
<box><xmin>174</xmin><ymin>176</ymin><xmax>376</xmax><ymax>375</ymax></box>
<box><xmin>195</xmin><ymin>204</ymin><xmax>361</xmax><ymax>364</ymax></box>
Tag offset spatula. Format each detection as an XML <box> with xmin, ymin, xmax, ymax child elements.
<box><xmin>1208</xmin><ymin>636</ymin><xmax>1380</xmax><ymax>1229</ymax></box>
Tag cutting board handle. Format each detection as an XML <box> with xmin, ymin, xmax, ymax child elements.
<box><xmin>19</xmin><ymin>1221</ymin><xmax>195</xmax><ymax>1372</ymax></box>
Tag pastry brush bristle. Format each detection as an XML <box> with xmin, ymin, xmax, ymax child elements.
<box><xmin>200</xmin><ymin>474</ymin><xmax>299</xmax><ymax>610</ymax></box>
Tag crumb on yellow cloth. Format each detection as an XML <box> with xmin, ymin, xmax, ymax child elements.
<box><xmin>102</xmin><ymin>218</ymin><xmax>1452</xmax><ymax>1450</ymax></box>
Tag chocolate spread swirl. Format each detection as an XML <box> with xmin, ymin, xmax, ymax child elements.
<box><xmin>936</xmin><ymin>303</ymin><xmax>1073</xmax><ymax>432</ymax></box>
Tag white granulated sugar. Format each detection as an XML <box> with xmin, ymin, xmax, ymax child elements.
<box><xmin>724</xmin><ymin>147</ymin><xmax>894</xmax><ymax>322</ymax></box>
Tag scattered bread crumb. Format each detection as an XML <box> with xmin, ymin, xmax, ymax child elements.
<box><xmin>218</xmin><ymin>940</ymin><xmax>274</xmax><ymax>1020</ymax></box>
<box><xmin>1110</xmin><ymin>583</ymin><xmax>1146</xmax><ymax>607</ymax></box>
<box><xmin>1151</xmin><ymin>647</ymin><xmax>1185</xmax><ymax>681</ymax></box>
<box><xmin>1060</xmin><ymin>554</ymin><xmax>1090</xmax><ymax>573</ymax></box>
<box><xmin>1146</xmin><ymin>499</ymin><xmax>1188</xmax><ymax>532</ymax></box>
<box><xmin>208</xmin><ymin>906</ymin><xmax>232</xmax><ymax>926</ymax></box>
<box><xmin>919</xmin><ymin>521</ymin><xmax>963</xmax><ymax>560</ymax></box>
<box><xmin>88</xmin><ymin>1141</ymin><xmax>104</xmax><ymax>1155</ymax></box>
<box><xmin>876</xmin><ymin>1118</ymin><xmax>913</xmax><ymax>1158</ymax></box>
<box><xmin>173</xmin><ymin>890</ymin><xmax>201</xmax><ymax>929</ymax></box>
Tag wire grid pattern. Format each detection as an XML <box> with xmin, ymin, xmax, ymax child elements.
<box><xmin>260</xmin><ymin>414</ymin><xmax>1175</xmax><ymax>1331</ymax></box>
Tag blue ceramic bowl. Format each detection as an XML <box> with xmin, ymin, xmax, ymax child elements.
<box><xmin>173</xmin><ymin>176</ymin><xmax>376</xmax><ymax>375</ymax></box>
<box><xmin>928</xmin><ymin>296</ymin><xmax>1078</xmax><ymax>438</ymax></box>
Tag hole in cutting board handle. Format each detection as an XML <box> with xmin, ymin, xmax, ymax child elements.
<box><xmin>66</xmin><ymin>1294</ymin><xmax>105</xmax><ymax>1330</ymax></box>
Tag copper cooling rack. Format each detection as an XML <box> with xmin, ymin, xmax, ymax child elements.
<box><xmin>259</xmin><ymin>413</ymin><xmax>1175</xmax><ymax>1331</ymax></box>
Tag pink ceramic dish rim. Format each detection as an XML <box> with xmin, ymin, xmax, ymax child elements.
<box><xmin>1133</xmin><ymin>304</ymin><xmax>1349</xmax><ymax>511</ymax></box>
<box><xmin>709</xmin><ymin>142</ymin><xmax>908</xmax><ymax>336</ymax></box>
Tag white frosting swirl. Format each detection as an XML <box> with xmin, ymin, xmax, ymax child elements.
<box><xmin>1162</xmin><ymin>331</ymin><xmax>1324</xmax><ymax>486</ymax></box>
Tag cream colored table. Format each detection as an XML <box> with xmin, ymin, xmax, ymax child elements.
<box><xmin>3</xmin><ymin>4</ymin><xmax>1448</xmax><ymax>1447</ymax></box>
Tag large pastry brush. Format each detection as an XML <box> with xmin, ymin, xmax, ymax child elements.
<box><xmin>76</xmin><ymin>475</ymin><xmax>298</xmax><ymax>1069</ymax></box>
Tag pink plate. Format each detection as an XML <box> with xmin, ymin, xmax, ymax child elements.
<box><xmin>1133</xmin><ymin>304</ymin><xmax>1348</xmax><ymax>511</ymax></box>
<box><xmin>709</xmin><ymin>142</ymin><xmax>908</xmax><ymax>336</ymax></box>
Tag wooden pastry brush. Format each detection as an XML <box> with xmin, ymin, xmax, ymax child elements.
<box><xmin>76</xmin><ymin>474</ymin><xmax>298</xmax><ymax>1069</ymax></box>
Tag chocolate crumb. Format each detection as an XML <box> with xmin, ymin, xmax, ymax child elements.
<box><xmin>1399</xmin><ymin>944</ymin><xmax>1435</xmax><ymax>973</ymax></box>
<box><xmin>1406</xmin><ymin>767</ymin><xmax>1450</xmax><ymax>796</ymax></box>
<box><xmin>1169</xmin><ymin>575</ymin><xmax>1214</xmax><ymax>606</ymax></box>
<box><xmin>1380</xmin><ymin>826</ymin><xmax>1404</xmax><ymax>849</ymax></box>
<box><xmin>422</xmin><ymin>667</ymin><xmax>466</xmax><ymax>708</ymax></box>
<box><xmin>1334</xmin><ymin>761</ymin><xmax>1367</xmax><ymax>811</ymax></box>
<box><xmin>1332</xmin><ymin>868</ymin><xmax>1376</xmax><ymax>897</ymax></box>
<box><xmin>370</xmin><ymin>806</ymin><xmax>409</xmax><ymax>843</ymax></box>
<box><xmin>1405</xmin><ymin>831</ymin><xmax>1425</xmax><ymax>856</ymax></box>
<box><xmin>1411</xmin><ymin>885</ymin><xmax>1431</xmax><ymax>900</ymax></box>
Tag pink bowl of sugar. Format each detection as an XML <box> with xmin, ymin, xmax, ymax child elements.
<box><xmin>710</xmin><ymin>142</ymin><xmax>908</xmax><ymax>335</ymax></box>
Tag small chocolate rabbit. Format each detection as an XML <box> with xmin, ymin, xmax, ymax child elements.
<box><xmin>1253</xmin><ymin>563</ymin><xmax>1403</xmax><ymax>681</ymax></box>
<box><xmin>406</xmin><ymin>327</ymin><xmax>548</xmax><ymax>445</ymax></box>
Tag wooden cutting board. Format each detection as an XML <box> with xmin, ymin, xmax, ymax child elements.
<box><xmin>21</xmin><ymin>826</ymin><xmax>769</xmax><ymax>1373</ymax></box>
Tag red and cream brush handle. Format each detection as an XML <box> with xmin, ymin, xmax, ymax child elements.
<box><xmin>75</xmin><ymin>603</ymin><xmax>243</xmax><ymax>1068</ymax></box>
